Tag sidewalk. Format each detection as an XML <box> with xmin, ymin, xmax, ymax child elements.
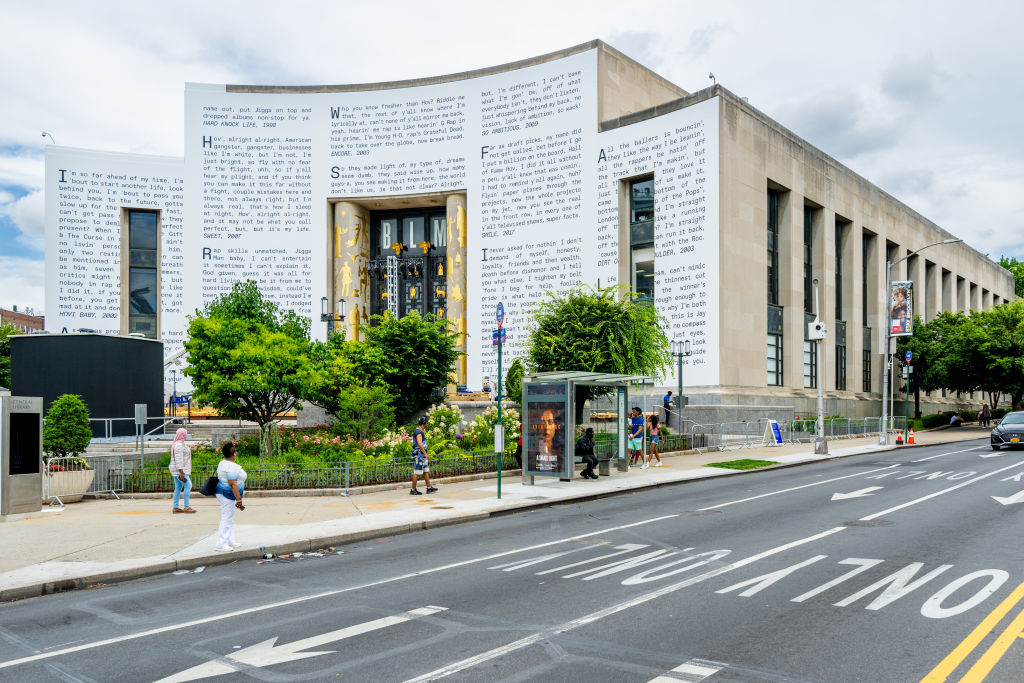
<box><xmin>0</xmin><ymin>427</ymin><xmax>989</xmax><ymax>602</ymax></box>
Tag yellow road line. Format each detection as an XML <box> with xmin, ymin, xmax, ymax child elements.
<box><xmin>922</xmin><ymin>579</ymin><xmax>1024</xmax><ymax>682</ymax></box>
<box><xmin>960</xmin><ymin>600</ymin><xmax>1024</xmax><ymax>682</ymax></box>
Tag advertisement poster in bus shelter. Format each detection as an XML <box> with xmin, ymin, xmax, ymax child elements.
<box><xmin>524</xmin><ymin>382</ymin><xmax>569</xmax><ymax>478</ymax></box>
<box><xmin>890</xmin><ymin>281</ymin><xmax>914</xmax><ymax>337</ymax></box>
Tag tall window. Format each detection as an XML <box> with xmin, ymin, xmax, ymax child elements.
<box><xmin>803</xmin><ymin>312</ymin><xmax>817</xmax><ymax>389</ymax></box>
<box><xmin>835</xmin><ymin>320</ymin><xmax>847</xmax><ymax>391</ymax></box>
<box><xmin>835</xmin><ymin>220</ymin><xmax>846</xmax><ymax>319</ymax></box>
<box><xmin>629</xmin><ymin>177</ymin><xmax>655</xmax><ymax>300</ymax></box>
<box><xmin>803</xmin><ymin>207</ymin><xmax>814</xmax><ymax>313</ymax></box>
<box><xmin>862</xmin><ymin>234</ymin><xmax>871</xmax><ymax>326</ymax></box>
<box><xmin>863</xmin><ymin>327</ymin><xmax>872</xmax><ymax>392</ymax></box>
<box><xmin>127</xmin><ymin>210</ymin><xmax>159</xmax><ymax>338</ymax></box>
<box><xmin>767</xmin><ymin>304</ymin><xmax>783</xmax><ymax>386</ymax></box>
<box><xmin>767</xmin><ymin>189</ymin><xmax>780</xmax><ymax>305</ymax></box>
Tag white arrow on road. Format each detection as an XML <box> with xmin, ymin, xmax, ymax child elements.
<box><xmin>155</xmin><ymin>606</ymin><xmax>447</xmax><ymax>683</ymax></box>
<box><xmin>830</xmin><ymin>486</ymin><xmax>884</xmax><ymax>501</ymax></box>
<box><xmin>979</xmin><ymin>451</ymin><xmax>1007</xmax><ymax>458</ymax></box>
<box><xmin>992</xmin><ymin>490</ymin><xmax>1024</xmax><ymax>505</ymax></box>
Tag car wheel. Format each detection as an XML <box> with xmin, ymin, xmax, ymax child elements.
<box><xmin>992</xmin><ymin>445</ymin><xmax>1001</xmax><ymax>451</ymax></box>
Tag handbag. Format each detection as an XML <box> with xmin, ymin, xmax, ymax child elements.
<box><xmin>199</xmin><ymin>475</ymin><xmax>220</xmax><ymax>497</ymax></box>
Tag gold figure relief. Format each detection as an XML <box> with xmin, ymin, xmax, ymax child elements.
<box><xmin>410</xmin><ymin>286</ymin><xmax>418</xmax><ymax>298</ymax></box>
<box><xmin>450</xmin><ymin>284</ymin><xmax>464</xmax><ymax>302</ymax></box>
<box><xmin>437</xmin><ymin>261</ymin><xmax>444</xmax><ymax>276</ymax></box>
<box><xmin>350</xmin><ymin>302</ymin><xmax>361</xmax><ymax>340</ymax></box>
<box><xmin>346</xmin><ymin>214</ymin><xmax>364</xmax><ymax>249</ymax></box>
<box><xmin>455</xmin><ymin>251</ymin><xmax>463</xmax><ymax>266</ymax></box>
<box><xmin>334</xmin><ymin>224</ymin><xmax>342</xmax><ymax>258</ymax></box>
<box><xmin>339</xmin><ymin>260</ymin><xmax>353</xmax><ymax>297</ymax></box>
<box><xmin>456</xmin><ymin>204</ymin><xmax>467</xmax><ymax>248</ymax></box>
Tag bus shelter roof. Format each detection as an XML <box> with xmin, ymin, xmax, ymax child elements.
<box><xmin>523</xmin><ymin>371</ymin><xmax>653</xmax><ymax>386</ymax></box>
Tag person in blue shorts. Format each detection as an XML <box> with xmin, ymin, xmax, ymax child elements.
<box><xmin>648</xmin><ymin>413</ymin><xmax>662</xmax><ymax>467</ymax></box>
<box><xmin>410</xmin><ymin>416</ymin><xmax>437</xmax><ymax>495</ymax></box>
<box><xmin>628</xmin><ymin>407</ymin><xmax>645</xmax><ymax>468</ymax></box>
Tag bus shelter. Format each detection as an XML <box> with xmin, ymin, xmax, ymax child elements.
<box><xmin>521</xmin><ymin>371</ymin><xmax>653</xmax><ymax>484</ymax></box>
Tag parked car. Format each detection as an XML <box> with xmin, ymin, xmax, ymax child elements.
<box><xmin>990</xmin><ymin>411</ymin><xmax>1024</xmax><ymax>450</ymax></box>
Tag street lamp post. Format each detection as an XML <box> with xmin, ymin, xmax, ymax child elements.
<box><xmin>320</xmin><ymin>297</ymin><xmax>347</xmax><ymax>336</ymax></box>
<box><xmin>811</xmin><ymin>278</ymin><xmax>827</xmax><ymax>454</ymax></box>
<box><xmin>670</xmin><ymin>339</ymin><xmax>691</xmax><ymax>435</ymax></box>
<box><xmin>170</xmin><ymin>369</ymin><xmax>178</xmax><ymax>418</ymax></box>
<box><xmin>879</xmin><ymin>238</ymin><xmax>962</xmax><ymax>444</ymax></box>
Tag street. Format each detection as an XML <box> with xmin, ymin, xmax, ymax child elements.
<box><xmin>2</xmin><ymin>437</ymin><xmax>1023</xmax><ymax>682</ymax></box>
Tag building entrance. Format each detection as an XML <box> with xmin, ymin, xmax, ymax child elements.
<box><xmin>368</xmin><ymin>209</ymin><xmax>448</xmax><ymax>319</ymax></box>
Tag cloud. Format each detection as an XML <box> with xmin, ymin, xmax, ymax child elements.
<box><xmin>0</xmin><ymin>255</ymin><xmax>45</xmax><ymax>314</ymax></box>
<box><xmin>881</xmin><ymin>52</ymin><xmax>942</xmax><ymax>107</ymax></box>
<box><xmin>775</xmin><ymin>91</ymin><xmax>902</xmax><ymax>159</ymax></box>
<box><xmin>1</xmin><ymin>189</ymin><xmax>45</xmax><ymax>251</ymax></box>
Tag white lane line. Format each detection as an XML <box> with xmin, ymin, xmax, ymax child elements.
<box><xmin>698</xmin><ymin>464</ymin><xmax>898</xmax><ymax>510</ymax></box>
<box><xmin>648</xmin><ymin>657</ymin><xmax>726</xmax><ymax>682</ymax></box>
<box><xmin>402</xmin><ymin>527</ymin><xmax>846</xmax><ymax>682</ymax></box>
<box><xmin>860</xmin><ymin>460</ymin><xmax>1024</xmax><ymax>521</ymax></box>
<box><xmin>0</xmin><ymin>515</ymin><xmax>679</xmax><ymax>671</ymax></box>
<box><xmin>912</xmin><ymin>444</ymin><xmax>989</xmax><ymax>462</ymax></box>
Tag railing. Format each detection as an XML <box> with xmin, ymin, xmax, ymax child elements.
<box><xmin>122</xmin><ymin>450</ymin><xmax>520</xmax><ymax>495</ymax></box>
<box><xmin>686</xmin><ymin>416</ymin><xmax>906</xmax><ymax>453</ymax></box>
<box><xmin>88</xmin><ymin>416</ymin><xmax>179</xmax><ymax>441</ymax></box>
<box><xmin>43</xmin><ymin>455</ymin><xmax>124</xmax><ymax>506</ymax></box>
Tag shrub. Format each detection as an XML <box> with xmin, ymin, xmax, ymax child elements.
<box><xmin>463</xmin><ymin>406</ymin><xmax>520</xmax><ymax>452</ymax></box>
<box><xmin>424</xmin><ymin>403</ymin><xmax>463</xmax><ymax>443</ymax></box>
<box><xmin>42</xmin><ymin>394</ymin><xmax>92</xmax><ymax>458</ymax></box>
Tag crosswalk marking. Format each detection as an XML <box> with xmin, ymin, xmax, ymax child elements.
<box><xmin>648</xmin><ymin>657</ymin><xmax>725</xmax><ymax>681</ymax></box>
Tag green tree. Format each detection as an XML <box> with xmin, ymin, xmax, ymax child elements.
<box><xmin>183</xmin><ymin>281</ymin><xmax>311</xmax><ymax>446</ymax></box>
<box><xmin>346</xmin><ymin>311</ymin><xmax>461</xmax><ymax>424</ymax></box>
<box><xmin>975</xmin><ymin>300</ymin><xmax>1024</xmax><ymax>409</ymax></box>
<box><xmin>0</xmin><ymin>320</ymin><xmax>16</xmax><ymax>388</ymax></box>
<box><xmin>998</xmin><ymin>256</ymin><xmax>1024</xmax><ymax>298</ymax></box>
<box><xmin>505</xmin><ymin>357</ymin><xmax>525</xmax><ymax>404</ymax></box>
<box><xmin>43</xmin><ymin>394</ymin><xmax>92</xmax><ymax>458</ymax></box>
<box><xmin>303</xmin><ymin>335</ymin><xmax>396</xmax><ymax>440</ymax></box>
<box><xmin>525</xmin><ymin>285</ymin><xmax>671</xmax><ymax>420</ymax></box>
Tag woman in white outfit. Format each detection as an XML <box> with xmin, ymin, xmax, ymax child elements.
<box><xmin>214</xmin><ymin>441</ymin><xmax>246</xmax><ymax>552</ymax></box>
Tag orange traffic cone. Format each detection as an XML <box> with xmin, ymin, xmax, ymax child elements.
<box><xmin>896</xmin><ymin>429</ymin><xmax>904</xmax><ymax>445</ymax></box>
<box><xmin>908</xmin><ymin>428</ymin><xmax>916</xmax><ymax>444</ymax></box>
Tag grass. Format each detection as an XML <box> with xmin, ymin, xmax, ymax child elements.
<box><xmin>705</xmin><ymin>459</ymin><xmax>778</xmax><ymax>470</ymax></box>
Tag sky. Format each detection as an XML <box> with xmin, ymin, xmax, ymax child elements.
<box><xmin>2</xmin><ymin>0</ymin><xmax>1022</xmax><ymax>316</ymax></box>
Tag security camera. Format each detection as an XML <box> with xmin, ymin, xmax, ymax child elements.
<box><xmin>807</xmin><ymin>320</ymin><xmax>827</xmax><ymax>340</ymax></box>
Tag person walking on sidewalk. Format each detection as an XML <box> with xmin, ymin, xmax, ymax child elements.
<box><xmin>170</xmin><ymin>427</ymin><xmax>195</xmax><ymax>514</ymax></box>
<box><xmin>410</xmin><ymin>416</ymin><xmax>437</xmax><ymax>495</ymax></box>
<box><xmin>576</xmin><ymin>427</ymin><xmax>598</xmax><ymax>479</ymax></box>
<box><xmin>663</xmin><ymin>391</ymin><xmax>673</xmax><ymax>425</ymax></box>
<box><xmin>214</xmin><ymin>442</ymin><xmax>247</xmax><ymax>552</ymax></box>
<box><xmin>629</xmin><ymin>407</ymin><xmax>646</xmax><ymax>468</ymax></box>
<box><xmin>647</xmin><ymin>414</ymin><xmax>663</xmax><ymax>467</ymax></box>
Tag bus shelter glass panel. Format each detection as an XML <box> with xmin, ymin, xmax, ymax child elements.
<box><xmin>523</xmin><ymin>382</ymin><xmax>570</xmax><ymax>478</ymax></box>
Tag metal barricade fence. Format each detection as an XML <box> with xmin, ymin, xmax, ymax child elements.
<box><xmin>43</xmin><ymin>454</ymin><xmax>125</xmax><ymax>506</ymax></box>
<box><xmin>683</xmin><ymin>416</ymin><xmax>903</xmax><ymax>453</ymax></box>
<box><xmin>121</xmin><ymin>450</ymin><xmax>520</xmax><ymax>496</ymax></box>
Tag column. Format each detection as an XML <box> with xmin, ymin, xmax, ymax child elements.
<box><xmin>332</xmin><ymin>201</ymin><xmax>370</xmax><ymax>341</ymax></box>
<box><xmin>446</xmin><ymin>193</ymin><xmax>468</xmax><ymax>387</ymax></box>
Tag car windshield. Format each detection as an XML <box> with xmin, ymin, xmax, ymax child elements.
<box><xmin>1000</xmin><ymin>413</ymin><xmax>1024</xmax><ymax>425</ymax></box>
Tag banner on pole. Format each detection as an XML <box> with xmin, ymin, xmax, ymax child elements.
<box><xmin>889</xmin><ymin>281</ymin><xmax>914</xmax><ymax>337</ymax></box>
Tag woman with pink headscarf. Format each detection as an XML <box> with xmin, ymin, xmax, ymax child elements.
<box><xmin>169</xmin><ymin>428</ymin><xmax>195</xmax><ymax>514</ymax></box>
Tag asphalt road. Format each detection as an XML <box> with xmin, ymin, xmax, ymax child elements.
<box><xmin>3</xmin><ymin>437</ymin><xmax>1024</xmax><ymax>682</ymax></box>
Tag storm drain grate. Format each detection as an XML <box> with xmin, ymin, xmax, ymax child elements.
<box><xmin>843</xmin><ymin>519</ymin><xmax>894</xmax><ymax>527</ymax></box>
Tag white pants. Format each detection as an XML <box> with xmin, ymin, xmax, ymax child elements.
<box><xmin>215</xmin><ymin>493</ymin><xmax>236</xmax><ymax>548</ymax></box>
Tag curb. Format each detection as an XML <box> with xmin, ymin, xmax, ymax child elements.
<box><xmin>2</xmin><ymin>435</ymin><xmax>983</xmax><ymax>603</ymax></box>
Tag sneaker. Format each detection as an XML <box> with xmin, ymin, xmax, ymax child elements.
<box><xmin>215</xmin><ymin>546</ymin><xmax>234</xmax><ymax>552</ymax></box>
<box><xmin>230</xmin><ymin>542</ymin><xmax>242</xmax><ymax>548</ymax></box>
<box><xmin>641</xmin><ymin>462</ymin><xmax>649</xmax><ymax>469</ymax></box>
<box><xmin>654</xmin><ymin>462</ymin><xmax>663</xmax><ymax>467</ymax></box>
<box><xmin>410</xmin><ymin>489</ymin><xmax>422</xmax><ymax>495</ymax></box>
<box><xmin>426</xmin><ymin>487</ymin><xmax>438</xmax><ymax>493</ymax></box>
